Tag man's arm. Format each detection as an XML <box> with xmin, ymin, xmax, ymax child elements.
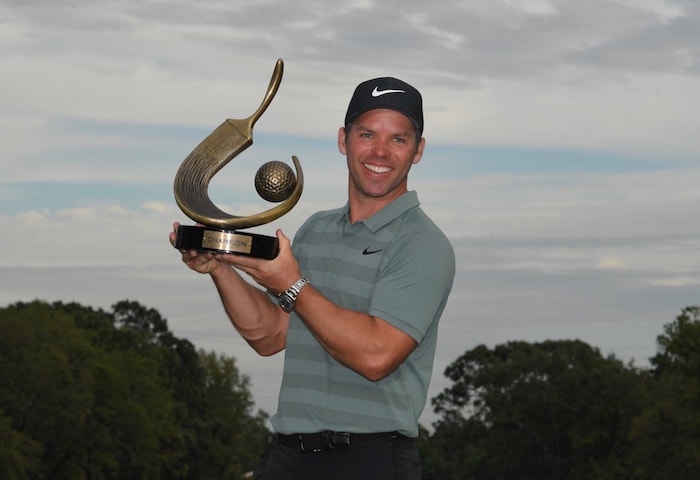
<box><xmin>294</xmin><ymin>286</ymin><xmax>417</xmax><ymax>381</ymax></box>
<box><xmin>223</xmin><ymin>229</ymin><xmax>417</xmax><ymax>381</ymax></box>
<box><xmin>170</xmin><ymin>222</ymin><xmax>289</xmax><ymax>356</ymax></box>
<box><xmin>209</xmin><ymin>261</ymin><xmax>289</xmax><ymax>355</ymax></box>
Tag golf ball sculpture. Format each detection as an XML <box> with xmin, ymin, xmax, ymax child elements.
<box><xmin>255</xmin><ymin>161</ymin><xmax>297</xmax><ymax>203</ymax></box>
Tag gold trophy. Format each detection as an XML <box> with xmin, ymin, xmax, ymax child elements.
<box><xmin>173</xmin><ymin>59</ymin><xmax>303</xmax><ymax>259</ymax></box>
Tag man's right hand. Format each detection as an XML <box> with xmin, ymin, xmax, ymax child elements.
<box><xmin>169</xmin><ymin>222</ymin><xmax>223</xmax><ymax>275</ymax></box>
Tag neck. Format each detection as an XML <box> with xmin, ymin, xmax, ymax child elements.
<box><xmin>347</xmin><ymin>190</ymin><xmax>405</xmax><ymax>224</ymax></box>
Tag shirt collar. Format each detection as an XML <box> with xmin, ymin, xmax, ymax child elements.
<box><xmin>343</xmin><ymin>191</ymin><xmax>420</xmax><ymax>233</ymax></box>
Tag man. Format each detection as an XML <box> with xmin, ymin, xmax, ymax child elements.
<box><xmin>171</xmin><ymin>76</ymin><xmax>455</xmax><ymax>479</ymax></box>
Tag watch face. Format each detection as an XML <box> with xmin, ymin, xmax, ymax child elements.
<box><xmin>278</xmin><ymin>294</ymin><xmax>293</xmax><ymax>312</ymax></box>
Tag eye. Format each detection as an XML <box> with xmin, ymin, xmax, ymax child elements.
<box><xmin>393</xmin><ymin>136</ymin><xmax>407</xmax><ymax>144</ymax></box>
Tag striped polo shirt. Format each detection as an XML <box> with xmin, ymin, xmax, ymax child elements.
<box><xmin>270</xmin><ymin>191</ymin><xmax>455</xmax><ymax>438</ymax></box>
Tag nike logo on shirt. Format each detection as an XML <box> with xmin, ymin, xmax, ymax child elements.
<box><xmin>362</xmin><ymin>247</ymin><xmax>384</xmax><ymax>255</ymax></box>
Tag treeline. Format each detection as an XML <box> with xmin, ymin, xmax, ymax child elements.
<box><xmin>418</xmin><ymin>305</ymin><xmax>700</xmax><ymax>479</ymax></box>
<box><xmin>0</xmin><ymin>300</ymin><xmax>272</xmax><ymax>480</ymax></box>
<box><xmin>2</xmin><ymin>301</ymin><xmax>699</xmax><ymax>479</ymax></box>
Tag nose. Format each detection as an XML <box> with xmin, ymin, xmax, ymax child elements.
<box><xmin>371</xmin><ymin>138</ymin><xmax>389</xmax><ymax>157</ymax></box>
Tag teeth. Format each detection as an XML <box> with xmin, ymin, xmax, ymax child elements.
<box><xmin>364</xmin><ymin>163</ymin><xmax>391</xmax><ymax>173</ymax></box>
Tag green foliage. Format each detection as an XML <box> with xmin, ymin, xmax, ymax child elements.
<box><xmin>0</xmin><ymin>409</ymin><xmax>42</xmax><ymax>480</ymax></box>
<box><xmin>422</xmin><ymin>306</ymin><xmax>700</xmax><ymax>480</ymax></box>
<box><xmin>5</xmin><ymin>298</ymin><xmax>698</xmax><ymax>479</ymax></box>
<box><xmin>651</xmin><ymin>306</ymin><xmax>700</xmax><ymax>376</ymax></box>
<box><xmin>186</xmin><ymin>352</ymin><xmax>272</xmax><ymax>479</ymax></box>
<box><xmin>426</xmin><ymin>339</ymin><xmax>647</xmax><ymax>479</ymax></box>
<box><xmin>0</xmin><ymin>300</ymin><xmax>272</xmax><ymax>480</ymax></box>
<box><xmin>628</xmin><ymin>306</ymin><xmax>700</xmax><ymax>479</ymax></box>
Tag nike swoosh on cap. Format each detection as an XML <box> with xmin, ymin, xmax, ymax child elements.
<box><xmin>371</xmin><ymin>86</ymin><xmax>406</xmax><ymax>97</ymax></box>
<box><xmin>362</xmin><ymin>247</ymin><xmax>384</xmax><ymax>255</ymax></box>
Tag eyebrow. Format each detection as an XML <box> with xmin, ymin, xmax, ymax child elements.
<box><xmin>355</xmin><ymin>125</ymin><xmax>413</xmax><ymax>138</ymax></box>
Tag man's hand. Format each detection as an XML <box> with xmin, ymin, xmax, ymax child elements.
<box><xmin>220</xmin><ymin>229</ymin><xmax>300</xmax><ymax>294</ymax></box>
<box><xmin>169</xmin><ymin>222</ymin><xmax>223</xmax><ymax>275</ymax></box>
<box><xmin>170</xmin><ymin>222</ymin><xmax>290</xmax><ymax>356</ymax></box>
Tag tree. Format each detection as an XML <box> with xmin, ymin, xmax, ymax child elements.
<box><xmin>0</xmin><ymin>300</ymin><xmax>181</xmax><ymax>479</ymax></box>
<box><xmin>0</xmin><ymin>299</ymin><xmax>271</xmax><ymax>480</ymax></box>
<box><xmin>426</xmin><ymin>339</ymin><xmax>647</xmax><ymax>479</ymax></box>
<box><xmin>185</xmin><ymin>352</ymin><xmax>272</xmax><ymax>480</ymax></box>
<box><xmin>0</xmin><ymin>409</ymin><xmax>42</xmax><ymax>480</ymax></box>
<box><xmin>628</xmin><ymin>306</ymin><xmax>700</xmax><ymax>479</ymax></box>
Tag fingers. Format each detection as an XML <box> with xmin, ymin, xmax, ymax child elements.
<box><xmin>219</xmin><ymin>252</ymin><xmax>263</xmax><ymax>271</ymax></box>
<box><xmin>169</xmin><ymin>222</ymin><xmax>221</xmax><ymax>274</ymax></box>
<box><xmin>276</xmin><ymin>229</ymin><xmax>291</xmax><ymax>250</ymax></box>
<box><xmin>183</xmin><ymin>250</ymin><xmax>219</xmax><ymax>274</ymax></box>
<box><xmin>169</xmin><ymin>222</ymin><xmax>180</xmax><ymax>247</ymax></box>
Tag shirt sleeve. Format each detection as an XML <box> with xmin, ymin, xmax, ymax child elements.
<box><xmin>369</xmin><ymin>223</ymin><xmax>455</xmax><ymax>343</ymax></box>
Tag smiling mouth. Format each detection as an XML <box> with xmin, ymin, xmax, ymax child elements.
<box><xmin>364</xmin><ymin>163</ymin><xmax>392</xmax><ymax>174</ymax></box>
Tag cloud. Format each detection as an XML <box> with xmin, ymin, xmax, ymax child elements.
<box><xmin>142</xmin><ymin>201</ymin><xmax>169</xmax><ymax>214</ymax></box>
<box><xmin>597</xmin><ymin>257</ymin><xmax>626</xmax><ymax>270</ymax></box>
<box><xmin>16</xmin><ymin>209</ymin><xmax>51</xmax><ymax>226</ymax></box>
<box><xmin>648</xmin><ymin>276</ymin><xmax>700</xmax><ymax>287</ymax></box>
<box><xmin>2</xmin><ymin>0</ymin><xmax>699</xmax><ymax>427</ymax></box>
<box><xmin>57</xmin><ymin>206</ymin><xmax>100</xmax><ymax>222</ymax></box>
<box><xmin>3</xmin><ymin>0</ymin><xmax>699</xmax><ymax>157</ymax></box>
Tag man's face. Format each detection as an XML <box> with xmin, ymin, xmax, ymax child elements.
<box><xmin>338</xmin><ymin>108</ymin><xmax>425</xmax><ymax>204</ymax></box>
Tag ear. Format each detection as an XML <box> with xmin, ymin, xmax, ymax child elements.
<box><xmin>337</xmin><ymin>127</ymin><xmax>347</xmax><ymax>155</ymax></box>
<box><xmin>412</xmin><ymin>137</ymin><xmax>425</xmax><ymax>165</ymax></box>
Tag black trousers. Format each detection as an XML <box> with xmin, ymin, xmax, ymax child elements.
<box><xmin>253</xmin><ymin>434</ymin><xmax>421</xmax><ymax>479</ymax></box>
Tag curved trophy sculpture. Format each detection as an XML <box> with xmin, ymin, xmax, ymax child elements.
<box><xmin>173</xmin><ymin>58</ymin><xmax>303</xmax><ymax>259</ymax></box>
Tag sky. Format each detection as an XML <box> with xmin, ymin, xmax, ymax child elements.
<box><xmin>1</xmin><ymin>0</ymin><xmax>699</xmax><ymax>429</ymax></box>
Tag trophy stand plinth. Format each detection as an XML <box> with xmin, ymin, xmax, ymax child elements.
<box><xmin>174</xmin><ymin>225</ymin><xmax>279</xmax><ymax>259</ymax></box>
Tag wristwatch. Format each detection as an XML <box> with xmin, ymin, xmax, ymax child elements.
<box><xmin>277</xmin><ymin>277</ymin><xmax>310</xmax><ymax>312</ymax></box>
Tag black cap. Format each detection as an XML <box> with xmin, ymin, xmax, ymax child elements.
<box><xmin>344</xmin><ymin>77</ymin><xmax>423</xmax><ymax>135</ymax></box>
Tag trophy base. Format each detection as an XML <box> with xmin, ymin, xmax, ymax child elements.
<box><xmin>174</xmin><ymin>225</ymin><xmax>279</xmax><ymax>259</ymax></box>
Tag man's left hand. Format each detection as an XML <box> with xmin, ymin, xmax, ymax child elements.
<box><xmin>218</xmin><ymin>229</ymin><xmax>300</xmax><ymax>294</ymax></box>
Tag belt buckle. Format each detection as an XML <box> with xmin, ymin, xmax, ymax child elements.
<box><xmin>298</xmin><ymin>431</ymin><xmax>351</xmax><ymax>453</ymax></box>
<box><xmin>323</xmin><ymin>430</ymin><xmax>351</xmax><ymax>449</ymax></box>
<box><xmin>298</xmin><ymin>434</ymin><xmax>322</xmax><ymax>453</ymax></box>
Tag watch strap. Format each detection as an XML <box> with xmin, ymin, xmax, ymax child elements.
<box><xmin>287</xmin><ymin>277</ymin><xmax>310</xmax><ymax>297</ymax></box>
<box><xmin>277</xmin><ymin>277</ymin><xmax>310</xmax><ymax>311</ymax></box>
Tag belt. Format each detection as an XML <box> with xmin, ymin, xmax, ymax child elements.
<box><xmin>278</xmin><ymin>430</ymin><xmax>405</xmax><ymax>453</ymax></box>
